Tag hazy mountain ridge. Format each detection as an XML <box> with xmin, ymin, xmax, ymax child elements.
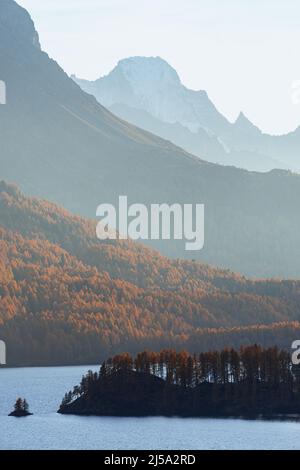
<box><xmin>73</xmin><ymin>56</ymin><xmax>230</xmax><ymax>135</ymax></box>
<box><xmin>1</xmin><ymin>1</ymin><xmax>300</xmax><ymax>278</ymax></box>
<box><xmin>108</xmin><ymin>102</ymin><xmax>284</xmax><ymax>171</ymax></box>
<box><xmin>73</xmin><ymin>57</ymin><xmax>299</xmax><ymax>172</ymax></box>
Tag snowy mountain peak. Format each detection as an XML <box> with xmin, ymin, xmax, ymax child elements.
<box><xmin>116</xmin><ymin>56</ymin><xmax>181</xmax><ymax>88</ymax></box>
<box><xmin>73</xmin><ymin>56</ymin><xmax>230</xmax><ymax>134</ymax></box>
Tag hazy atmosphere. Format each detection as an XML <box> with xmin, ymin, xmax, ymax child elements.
<box><xmin>18</xmin><ymin>0</ymin><xmax>300</xmax><ymax>135</ymax></box>
<box><xmin>2</xmin><ymin>0</ymin><xmax>300</xmax><ymax>453</ymax></box>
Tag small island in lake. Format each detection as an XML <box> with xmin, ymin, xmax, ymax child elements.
<box><xmin>9</xmin><ymin>398</ymin><xmax>33</xmax><ymax>417</ymax></box>
<box><xmin>58</xmin><ymin>346</ymin><xmax>300</xmax><ymax>419</ymax></box>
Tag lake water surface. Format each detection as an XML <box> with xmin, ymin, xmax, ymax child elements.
<box><xmin>0</xmin><ymin>365</ymin><xmax>300</xmax><ymax>450</ymax></box>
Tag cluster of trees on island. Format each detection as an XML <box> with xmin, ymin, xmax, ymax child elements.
<box><xmin>9</xmin><ymin>398</ymin><xmax>32</xmax><ymax>417</ymax></box>
<box><xmin>59</xmin><ymin>345</ymin><xmax>300</xmax><ymax>418</ymax></box>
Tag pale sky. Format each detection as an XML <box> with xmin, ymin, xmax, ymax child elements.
<box><xmin>17</xmin><ymin>0</ymin><xmax>300</xmax><ymax>135</ymax></box>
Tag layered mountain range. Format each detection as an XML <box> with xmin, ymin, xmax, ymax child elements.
<box><xmin>0</xmin><ymin>181</ymin><xmax>300</xmax><ymax>366</ymax></box>
<box><xmin>74</xmin><ymin>56</ymin><xmax>300</xmax><ymax>172</ymax></box>
<box><xmin>1</xmin><ymin>1</ymin><xmax>300</xmax><ymax>279</ymax></box>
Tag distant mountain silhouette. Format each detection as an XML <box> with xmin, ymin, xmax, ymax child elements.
<box><xmin>73</xmin><ymin>57</ymin><xmax>300</xmax><ymax>172</ymax></box>
<box><xmin>1</xmin><ymin>1</ymin><xmax>300</xmax><ymax>277</ymax></box>
<box><xmin>74</xmin><ymin>57</ymin><xmax>230</xmax><ymax>134</ymax></box>
<box><xmin>106</xmin><ymin>102</ymin><xmax>283</xmax><ymax>172</ymax></box>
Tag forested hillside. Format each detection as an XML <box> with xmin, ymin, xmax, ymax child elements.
<box><xmin>0</xmin><ymin>182</ymin><xmax>300</xmax><ymax>366</ymax></box>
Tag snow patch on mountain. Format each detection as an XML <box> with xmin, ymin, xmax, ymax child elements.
<box><xmin>74</xmin><ymin>56</ymin><xmax>230</xmax><ymax>135</ymax></box>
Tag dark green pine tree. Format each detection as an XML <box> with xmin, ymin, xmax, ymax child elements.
<box><xmin>14</xmin><ymin>398</ymin><xmax>23</xmax><ymax>412</ymax></box>
<box><xmin>23</xmin><ymin>399</ymin><xmax>30</xmax><ymax>413</ymax></box>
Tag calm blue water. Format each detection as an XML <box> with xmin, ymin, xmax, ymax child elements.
<box><xmin>0</xmin><ymin>365</ymin><xmax>300</xmax><ymax>450</ymax></box>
